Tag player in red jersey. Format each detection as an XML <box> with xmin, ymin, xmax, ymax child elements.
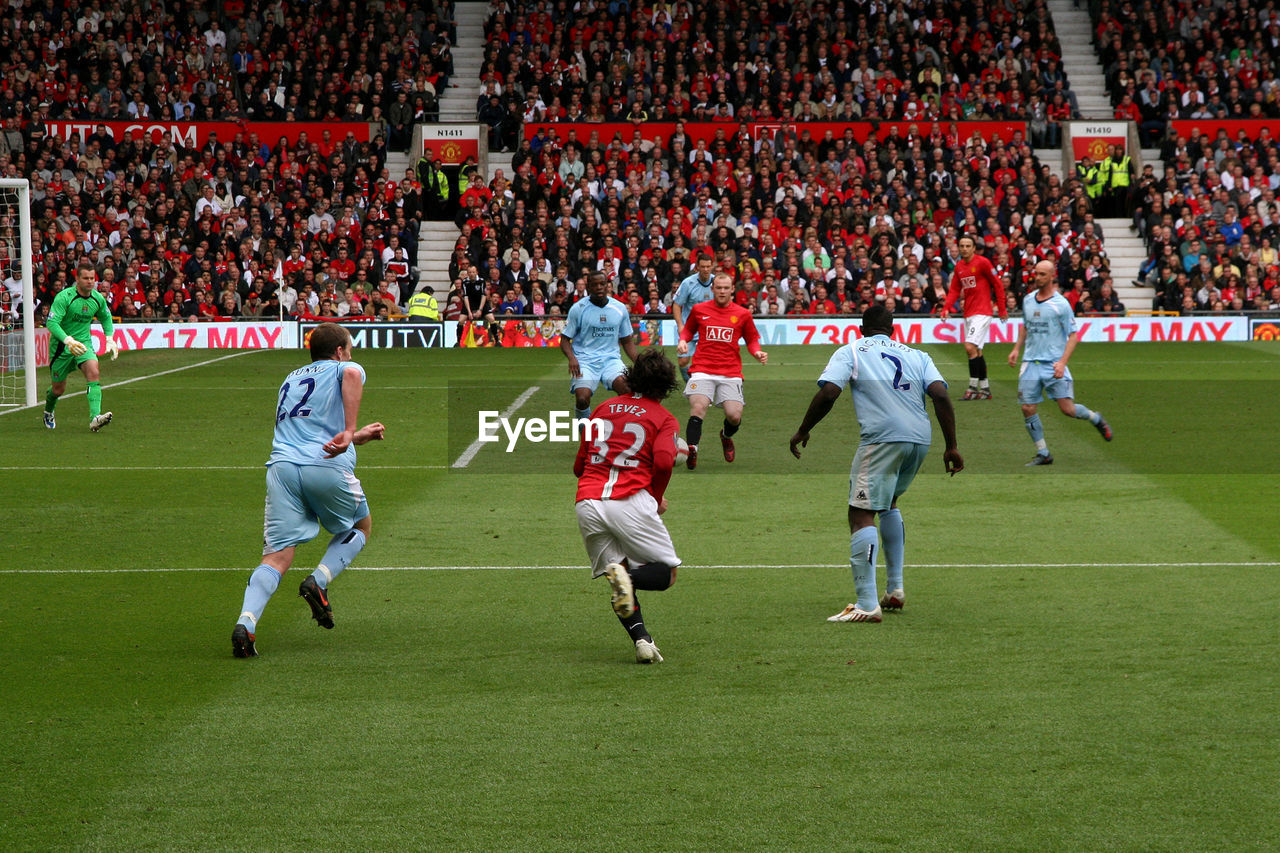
<box><xmin>676</xmin><ymin>273</ymin><xmax>769</xmax><ymax>469</ymax></box>
<box><xmin>941</xmin><ymin>234</ymin><xmax>1008</xmax><ymax>400</ymax></box>
<box><xmin>574</xmin><ymin>348</ymin><xmax>683</xmax><ymax>664</ymax></box>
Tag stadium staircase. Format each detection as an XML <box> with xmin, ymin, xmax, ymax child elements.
<box><xmin>394</xmin><ymin>3</ymin><xmax>487</xmax><ymax>305</ymax></box>
<box><xmin>1046</xmin><ymin>0</ymin><xmax>1112</xmax><ymax>119</ymax></box>
<box><xmin>1048</xmin><ymin>0</ymin><xmax>1150</xmax><ymax>308</ymax></box>
<box><xmin>438</xmin><ymin>4</ymin><xmax>488</xmax><ymax>123</ymax></box>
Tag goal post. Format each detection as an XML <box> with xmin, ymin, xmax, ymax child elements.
<box><xmin>0</xmin><ymin>178</ymin><xmax>35</xmax><ymax>408</ymax></box>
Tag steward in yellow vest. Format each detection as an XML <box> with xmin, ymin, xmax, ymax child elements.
<box><xmin>407</xmin><ymin>287</ymin><xmax>441</xmax><ymax>320</ymax></box>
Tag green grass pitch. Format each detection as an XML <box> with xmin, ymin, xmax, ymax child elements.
<box><xmin>2</xmin><ymin>341</ymin><xmax>1278</xmax><ymax>851</ymax></box>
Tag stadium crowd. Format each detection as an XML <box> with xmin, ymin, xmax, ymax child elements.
<box><xmin>1130</xmin><ymin>125</ymin><xmax>1280</xmax><ymax>313</ymax></box>
<box><xmin>0</xmin><ymin>0</ymin><xmax>460</xmax><ymax>329</ymax></box>
<box><xmin>443</xmin><ymin>0</ymin><xmax>1161</xmax><ymax>336</ymax></box>
<box><xmin>1088</xmin><ymin>0</ymin><xmax>1280</xmax><ymax>312</ymax></box>
<box><xmin>1090</xmin><ymin>0</ymin><xmax>1280</xmax><ymax>145</ymax></box>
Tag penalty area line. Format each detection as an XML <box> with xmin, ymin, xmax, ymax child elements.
<box><xmin>450</xmin><ymin>384</ymin><xmax>540</xmax><ymax>469</ymax></box>
<box><xmin>3</xmin><ymin>561</ymin><xmax>1277</xmax><ymax>575</ymax></box>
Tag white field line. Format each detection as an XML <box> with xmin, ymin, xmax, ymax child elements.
<box><xmin>2</xmin><ymin>562</ymin><xmax>1276</xmax><ymax>575</ymax></box>
<box><xmin>450</xmin><ymin>384</ymin><xmax>539</xmax><ymax>469</ymax></box>
<box><xmin>117</xmin><ymin>384</ymin><xmax>455</xmax><ymax>391</ymax></box>
<box><xmin>0</xmin><ymin>351</ymin><xmax>262</xmax><ymax>416</ymax></box>
<box><xmin>0</xmin><ymin>464</ymin><xmax>447</xmax><ymax>471</ymax></box>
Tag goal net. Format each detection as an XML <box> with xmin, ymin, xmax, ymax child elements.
<box><xmin>0</xmin><ymin>180</ymin><xmax>34</xmax><ymax>408</ymax></box>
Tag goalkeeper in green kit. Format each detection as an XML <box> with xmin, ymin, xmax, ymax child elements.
<box><xmin>44</xmin><ymin>260</ymin><xmax>119</xmax><ymax>431</ymax></box>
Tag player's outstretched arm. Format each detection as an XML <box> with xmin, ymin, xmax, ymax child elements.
<box><xmin>620</xmin><ymin>334</ymin><xmax>639</xmax><ymax>364</ymax></box>
<box><xmin>790</xmin><ymin>382</ymin><xmax>841</xmax><ymax>458</ymax></box>
<box><xmin>926</xmin><ymin>380</ymin><xmax>963</xmax><ymax>475</ymax></box>
<box><xmin>559</xmin><ymin>335</ymin><xmax>581</xmax><ymax>377</ymax></box>
<box><xmin>353</xmin><ymin>422</ymin><xmax>385</xmax><ymax>444</ymax></box>
<box><xmin>1008</xmin><ymin>324</ymin><xmax>1026</xmax><ymax>367</ymax></box>
<box><xmin>323</xmin><ymin>365</ymin><xmax>364</xmax><ymax>457</ymax></box>
<box><xmin>1055</xmin><ymin>331</ymin><xmax>1080</xmax><ymax>377</ymax></box>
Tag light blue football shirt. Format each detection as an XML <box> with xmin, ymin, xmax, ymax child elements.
<box><xmin>564</xmin><ymin>296</ymin><xmax>632</xmax><ymax>361</ymax></box>
<box><xmin>818</xmin><ymin>335</ymin><xmax>946</xmax><ymax>445</ymax></box>
<box><xmin>268</xmin><ymin>359</ymin><xmax>365</xmax><ymax>471</ymax></box>
<box><xmin>1021</xmin><ymin>291</ymin><xmax>1076</xmax><ymax>363</ymax></box>
<box><xmin>674</xmin><ymin>271</ymin><xmax>715</xmax><ymax>316</ymax></box>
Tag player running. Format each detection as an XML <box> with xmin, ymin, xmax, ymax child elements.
<box><xmin>561</xmin><ymin>271</ymin><xmax>639</xmax><ymax>422</ymax></box>
<box><xmin>232</xmin><ymin>323</ymin><xmax>385</xmax><ymax>657</ymax></box>
<box><xmin>1008</xmin><ymin>260</ymin><xmax>1112</xmax><ymax>466</ymax></box>
<box><xmin>941</xmin><ymin>234</ymin><xmax>1007</xmax><ymax>400</ymax></box>
<box><xmin>671</xmin><ymin>255</ymin><xmax>716</xmax><ymax>384</ymax></box>
<box><xmin>790</xmin><ymin>306</ymin><xmax>963</xmax><ymax>623</ymax></box>
<box><xmin>574</xmin><ymin>348</ymin><xmax>683</xmax><ymax>664</ymax></box>
<box><xmin>676</xmin><ymin>272</ymin><xmax>768</xmax><ymax>469</ymax></box>
<box><xmin>43</xmin><ymin>261</ymin><xmax>120</xmax><ymax>431</ymax></box>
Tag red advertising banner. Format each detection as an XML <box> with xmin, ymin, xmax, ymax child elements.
<box><xmin>88</xmin><ymin>322</ymin><xmax>298</xmax><ymax>352</ymax></box>
<box><xmin>41</xmin><ymin>120</ymin><xmax>374</xmax><ymax>150</ymax></box>
<box><xmin>1169</xmin><ymin>120</ymin><xmax>1278</xmax><ymax>142</ymax></box>
<box><xmin>522</xmin><ymin>120</ymin><xmax>1027</xmax><ymax>148</ymax></box>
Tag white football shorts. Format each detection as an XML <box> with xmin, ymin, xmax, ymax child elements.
<box><xmin>963</xmin><ymin>314</ymin><xmax>993</xmax><ymax>349</ymax></box>
<box><xmin>682</xmin><ymin>372</ymin><xmax>744</xmax><ymax>407</ymax></box>
<box><xmin>576</xmin><ymin>490</ymin><xmax>681</xmax><ymax>577</ymax></box>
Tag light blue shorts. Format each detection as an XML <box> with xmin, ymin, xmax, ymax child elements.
<box><xmin>572</xmin><ymin>354</ymin><xmax>627</xmax><ymax>393</ymax></box>
<box><xmin>263</xmin><ymin>461</ymin><xmax>369</xmax><ymax>554</ymax></box>
<box><xmin>849</xmin><ymin>442</ymin><xmax>930</xmax><ymax>511</ymax></box>
<box><xmin>1017</xmin><ymin>361</ymin><xmax>1074</xmax><ymax>405</ymax></box>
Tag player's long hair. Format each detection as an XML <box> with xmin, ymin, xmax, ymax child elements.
<box><xmin>625</xmin><ymin>348</ymin><xmax>678</xmax><ymax>401</ymax></box>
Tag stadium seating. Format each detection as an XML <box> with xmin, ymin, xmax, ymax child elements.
<box><xmin>461</xmin><ymin>0</ymin><xmax>1147</xmax><ymax>318</ymax></box>
<box><xmin>2</xmin><ymin>0</ymin><xmax>454</xmax><ymax>320</ymax></box>
<box><xmin>1087</xmin><ymin>0</ymin><xmax>1280</xmax><ymax>311</ymax></box>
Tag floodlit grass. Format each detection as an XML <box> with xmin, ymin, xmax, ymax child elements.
<box><xmin>2</xmin><ymin>342</ymin><xmax>1278</xmax><ymax>851</ymax></box>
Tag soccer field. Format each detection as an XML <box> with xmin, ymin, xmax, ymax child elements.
<box><xmin>2</xmin><ymin>342</ymin><xmax>1278</xmax><ymax>850</ymax></box>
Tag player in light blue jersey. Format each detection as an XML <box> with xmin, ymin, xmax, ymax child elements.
<box><xmin>1008</xmin><ymin>260</ymin><xmax>1113</xmax><ymax>466</ymax></box>
<box><xmin>790</xmin><ymin>306</ymin><xmax>962</xmax><ymax>623</ymax></box>
<box><xmin>561</xmin><ymin>271</ymin><xmax>639</xmax><ymax>421</ymax></box>
<box><xmin>232</xmin><ymin>323</ymin><xmax>386</xmax><ymax>657</ymax></box>
<box><xmin>671</xmin><ymin>255</ymin><xmax>715</xmax><ymax>383</ymax></box>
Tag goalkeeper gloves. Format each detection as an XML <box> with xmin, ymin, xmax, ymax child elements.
<box><xmin>63</xmin><ymin>336</ymin><xmax>87</xmax><ymax>357</ymax></box>
<box><xmin>104</xmin><ymin>339</ymin><xmax>119</xmax><ymax>360</ymax></box>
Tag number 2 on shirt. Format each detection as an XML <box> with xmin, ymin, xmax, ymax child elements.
<box><xmin>276</xmin><ymin>377</ymin><xmax>316</xmax><ymax>422</ymax></box>
<box><xmin>880</xmin><ymin>353</ymin><xmax>911</xmax><ymax>391</ymax></box>
<box><xmin>590</xmin><ymin>420</ymin><xmax>645</xmax><ymax>468</ymax></box>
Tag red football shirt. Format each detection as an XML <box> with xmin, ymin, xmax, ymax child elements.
<box><xmin>574</xmin><ymin>394</ymin><xmax>679</xmax><ymax>503</ymax></box>
<box><xmin>944</xmin><ymin>254</ymin><xmax>1006</xmax><ymax>317</ymax></box>
<box><xmin>679</xmin><ymin>300</ymin><xmax>762</xmax><ymax>378</ymax></box>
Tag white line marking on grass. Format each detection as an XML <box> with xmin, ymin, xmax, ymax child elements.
<box><xmin>0</xmin><ymin>351</ymin><xmax>263</xmax><ymax>416</ymax></box>
<box><xmin>0</xmin><ymin>464</ymin><xmax>448</xmax><ymax>471</ymax></box>
<box><xmin>4</xmin><ymin>561</ymin><xmax>1276</xmax><ymax>575</ymax></box>
<box><xmin>450</xmin><ymin>384</ymin><xmax>540</xmax><ymax>468</ymax></box>
<box><xmin>119</xmin><ymin>384</ymin><xmax>455</xmax><ymax>391</ymax></box>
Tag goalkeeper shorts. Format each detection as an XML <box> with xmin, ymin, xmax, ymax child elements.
<box><xmin>50</xmin><ymin>341</ymin><xmax>96</xmax><ymax>383</ymax></box>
